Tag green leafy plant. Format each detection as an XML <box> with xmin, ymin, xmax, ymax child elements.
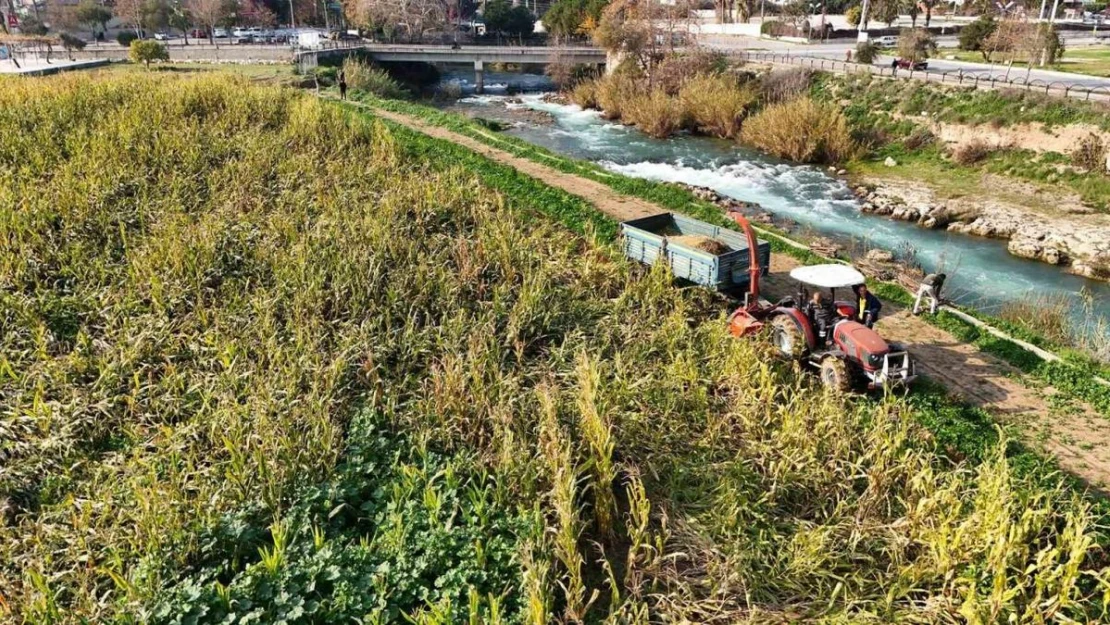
<box><xmin>129</xmin><ymin>39</ymin><xmax>168</xmax><ymax>67</ymax></box>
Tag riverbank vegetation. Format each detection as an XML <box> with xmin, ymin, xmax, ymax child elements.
<box><xmin>6</xmin><ymin>71</ymin><xmax>1110</xmax><ymax>623</ymax></box>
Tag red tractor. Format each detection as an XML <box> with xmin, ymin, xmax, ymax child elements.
<box><xmin>725</xmin><ymin>214</ymin><xmax>916</xmax><ymax>392</ymax></box>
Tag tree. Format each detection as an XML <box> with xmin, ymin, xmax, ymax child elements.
<box><xmin>543</xmin><ymin>0</ymin><xmax>606</xmax><ymax>40</ymax></box>
<box><xmin>781</xmin><ymin>0</ymin><xmax>808</xmax><ymax>28</ymax></box>
<box><xmin>982</xmin><ymin>18</ymin><xmax>1023</xmax><ymax>66</ymax></box>
<box><xmin>187</xmin><ymin>0</ymin><xmax>232</xmax><ymax>43</ymax></box>
<box><xmin>1026</xmin><ymin>22</ymin><xmax>1062</xmax><ymax>67</ymax></box>
<box><xmin>959</xmin><ymin>15</ymin><xmax>995</xmax><ymax>59</ymax></box>
<box><xmin>896</xmin><ymin>27</ymin><xmax>935</xmax><ymax>61</ymax></box>
<box><xmin>18</xmin><ymin>16</ymin><xmax>48</xmax><ymax>34</ymax></box>
<box><xmin>871</xmin><ymin>0</ymin><xmax>898</xmax><ymax>26</ymax></box>
<box><xmin>114</xmin><ymin>0</ymin><xmax>147</xmax><ymax>35</ymax></box>
<box><xmin>129</xmin><ymin>38</ymin><xmax>168</xmax><ymax>66</ymax></box>
<box><xmin>921</xmin><ymin>0</ymin><xmax>937</xmax><ymax>27</ymax></box>
<box><xmin>485</xmin><ymin>0</ymin><xmax>533</xmax><ymax>37</ymax></box>
<box><xmin>75</xmin><ymin>0</ymin><xmax>113</xmax><ymax>35</ymax></box>
<box><xmin>344</xmin><ymin>0</ymin><xmax>448</xmax><ymax>41</ymax></box>
<box><xmin>845</xmin><ymin>4</ymin><xmax>861</xmax><ymax>26</ymax></box>
<box><xmin>903</xmin><ymin>0</ymin><xmax>918</xmax><ymax>28</ymax></box>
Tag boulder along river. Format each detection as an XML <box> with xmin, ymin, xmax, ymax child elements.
<box><xmin>434</xmin><ymin>71</ymin><xmax>1110</xmax><ymax>329</ymax></box>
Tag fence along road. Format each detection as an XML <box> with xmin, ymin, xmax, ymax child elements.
<box><xmin>732</xmin><ymin>49</ymin><xmax>1110</xmax><ymax>102</ymax></box>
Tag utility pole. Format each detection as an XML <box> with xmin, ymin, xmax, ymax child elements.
<box><xmin>289</xmin><ymin>0</ymin><xmax>296</xmax><ymax>29</ymax></box>
<box><xmin>858</xmin><ymin>0</ymin><xmax>871</xmax><ymax>41</ymax></box>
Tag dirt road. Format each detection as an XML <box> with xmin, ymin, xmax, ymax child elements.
<box><xmin>358</xmin><ymin>102</ymin><xmax>1110</xmax><ymax>490</ymax></box>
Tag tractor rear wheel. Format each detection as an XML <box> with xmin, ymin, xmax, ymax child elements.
<box><xmin>771</xmin><ymin>315</ymin><xmax>806</xmax><ymax>360</ymax></box>
<box><xmin>819</xmin><ymin>357</ymin><xmax>852</xmax><ymax>393</ymax></box>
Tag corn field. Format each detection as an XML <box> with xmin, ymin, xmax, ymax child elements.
<box><xmin>1</xmin><ymin>73</ymin><xmax>1109</xmax><ymax>623</ymax></box>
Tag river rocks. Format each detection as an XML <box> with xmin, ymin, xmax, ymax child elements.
<box><xmin>884</xmin><ymin>157</ymin><xmax>898</xmax><ymax>167</ymax></box>
<box><xmin>541</xmin><ymin>92</ymin><xmax>569</xmax><ymax>105</ymax></box>
<box><xmin>866</xmin><ymin>248</ymin><xmax>896</xmax><ymax>263</ymax></box>
<box><xmin>678</xmin><ymin>183</ymin><xmax>763</xmax><ymax>214</ymax></box>
<box><xmin>854</xmin><ymin>177</ymin><xmax>1110</xmax><ymax>282</ymax></box>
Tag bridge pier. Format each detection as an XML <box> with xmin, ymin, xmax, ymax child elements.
<box><xmin>474</xmin><ymin>60</ymin><xmax>485</xmax><ymax>94</ymax></box>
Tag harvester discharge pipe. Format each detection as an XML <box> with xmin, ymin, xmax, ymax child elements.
<box><xmin>729</xmin><ymin>211</ymin><xmax>761</xmax><ymax>306</ymax></box>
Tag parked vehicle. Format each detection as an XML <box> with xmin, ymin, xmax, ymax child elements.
<box><xmin>153</xmin><ymin>31</ymin><xmax>170</xmax><ymax>41</ymax></box>
<box><xmin>874</xmin><ymin>35</ymin><xmax>898</xmax><ymax>47</ymax></box>
<box><xmin>190</xmin><ymin>28</ymin><xmax>208</xmax><ymax>39</ymax></box>
<box><xmin>895</xmin><ymin>58</ymin><xmax>927</xmax><ymax>70</ymax></box>
<box><xmin>214</xmin><ymin>28</ymin><xmax>228</xmax><ymax>38</ymax></box>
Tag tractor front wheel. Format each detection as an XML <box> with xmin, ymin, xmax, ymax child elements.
<box><xmin>819</xmin><ymin>357</ymin><xmax>852</xmax><ymax>393</ymax></box>
<box><xmin>771</xmin><ymin>315</ymin><xmax>806</xmax><ymax>360</ymax></box>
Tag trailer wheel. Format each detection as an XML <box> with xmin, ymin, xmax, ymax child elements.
<box><xmin>819</xmin><ymin>357</ymin><xmax>852</xmax><ymax>393</ymax></box>
<box><xmin>771</xmin><ymin>315</ymin><xmax>805</xmax><ymax>360</ymax></box>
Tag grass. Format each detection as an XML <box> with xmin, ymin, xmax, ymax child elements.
<box><xmin>819</xmin><ymin>71</ymin><xmax>1110</xmax><ymax>131</ymax></box>
<box><xmin>943</xmin><ymin>45</ymin><xmax>1110</xmax><ymax>78</ymax></box>
<box><xmin>7</xmin><ymin>72</ymin><xmax>1110</xmax><ymax>623</ymax></box>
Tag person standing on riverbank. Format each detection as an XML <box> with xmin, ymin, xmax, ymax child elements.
<box><xmin>339</xmin><ymin>70</ymin><xmax>348</xmax><ymax>101</ymax></box>
<box><xmin>913</xmin><ymin>273</ymin><xmax>946</xmax><ymax>315</ymax></box>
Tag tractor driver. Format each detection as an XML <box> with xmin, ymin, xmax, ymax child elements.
<box><xmin>805</xmin><ymin>291</ymin><xmax>838</xmax><ymax>347</ymax></box>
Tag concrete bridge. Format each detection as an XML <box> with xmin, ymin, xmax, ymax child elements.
<box><xmin>297</xmin><ymin>44</ymin><xmax>610</xmax><ymax>93</ymax></box>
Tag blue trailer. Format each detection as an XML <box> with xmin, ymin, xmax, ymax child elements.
<box><xmin>620</xmin><ymin>213</ymin><xmax>771</xmax><ymax>291</ymax></box>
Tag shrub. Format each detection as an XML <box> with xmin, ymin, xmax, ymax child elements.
<box><xmin>846</xmin><ymin>4</ymin><xmax>861</xmax><ymax>27</ymax></box>
<box><xmin>678</xmin><ymin>74</ymin><xmax>756</xmax><ymax>139</ymax></box>
<box><xmin>897</xmin><ymin>28</ymin><xmax>937</xmax><ymax>63</ymax></box>
<box><xmin>959</xmin><ymin>16</ymin><xmax>997</xmax><ymax>54</ymax></box>
<box><xmin>761</xmin><ymin>20</ymin><xmax>785</xmax><ymax>37</ymax></box>
<box><xmin>1072</xmin><ymin>133</ymin><xmax>1106</xmax><ymax>173</ymax></box>
<box><xmin>759</xmin><ymin>67</ymin><xmax>813</xmax><ymax>104</ymax></box>
<box><xmin>856</xmin><ymin>41</ymin><xmax>878</xmax><ymax>64</ymax></box>
<box><xmin>621</xmin><ymin>88</ymin><xmax>685</xmax><ymax>138</ymax></box>
<box><xmin>950</xmin><ymin>139</ymin><xmax>993</xmax><ymax>165</ymax></box>
<box><xmin>546</xmin><ymin>60</ymin><xmax>596</xmax><ymax>89</ymax></box>
<box><xmin>129</xmin><ymin>39</ymin><xmax>168</xmax><ymax>68</ymax></box>
<box><xmin>59</xmin><ymin>33</ymin><xmax>86</xmax><ymax>58</ymax></box>
<box><xmin>653</xmin><ymin>50</ymin><xmax>728</xmax><ymax>95</ymax></box>
<box><xmin>117</xmin><ymin>31</ymin><xmax>139</xmax><ymax>47</ymax></box>
<box><xmin>902</xmin><ymin>126</ymin><xmax>936</xmax><ymax>150</ymax></box>
<box><xmin>740</xmin><ymin>96</ymin><xmax>856</xmax><ymax>163</ymax></box>
<box><xmin>342</xmin><ymin>57</ymin><xmax>406</xmax><ymax>99</ymax></box>
<box><xmin>570</xmin><ymin>78</ymin><xmax>599</xmax><ymax>109</ymax></box>
<box><xmin>315</xmin><ymin>66</ymin><xmax>339</xmax><ymax>86</ymax></box>
<box><xmin>595</xmin><ymin>72</ymin><xmax>641</xmax><ymax>120</ymax></box>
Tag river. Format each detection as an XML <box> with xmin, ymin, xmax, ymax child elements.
<box><xmin>435</xmin><ymin>70</ymin><xmax>1110</xmax><ymax>327</ymax></box>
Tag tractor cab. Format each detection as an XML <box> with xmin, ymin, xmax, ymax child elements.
<box><xmin>785</xmin><ymin>264</ymin><xmax>866</xmax><ymax>333</ymax></box>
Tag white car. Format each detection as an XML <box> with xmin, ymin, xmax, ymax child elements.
<box><xmin>153</xmin><ymin>31</ymin><xmax>170</xmax><ymax>41</ymax></box>
<box><xmin>213</xmin><ymin>28</ymin><xmax>228</xmax><ymax>38</ymax></box>
<box><xmin>874</xmin><ymin>35</ymin><xmax>898</xmax><ymax>47</ymax></box>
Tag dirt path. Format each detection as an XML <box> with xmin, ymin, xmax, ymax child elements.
<box><xmin>358</xmin><ymin>102</ymin><xmax>1110</xmax><ymax>490</ymax></box>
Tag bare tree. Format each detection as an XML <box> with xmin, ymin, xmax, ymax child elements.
<box><xmin>114</xmin><ymin>0</ymin><xmax>147</xmax><ymax>35</ymax></box>
<box><xmin>982</xmin><ymin>17</ymin><xmax>1025</xmax><ymax>74</ymax></box>
<box><xmin>344</xmin><ymin>0</ymin><xmax>450</xmax><ymax>41</ymax></box>
<box><xmin>186</xmin><ymin>0</ymin><xmax>228</xmax><ymax>43</ymax></box>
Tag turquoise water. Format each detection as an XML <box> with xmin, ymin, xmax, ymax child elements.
<box><xmin>473</xmin><ymin>93</ymin><xmax>1109</xmax><ymax>326</ymax></box>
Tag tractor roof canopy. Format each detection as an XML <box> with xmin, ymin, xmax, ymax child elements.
<box><xmin>789</xmin><ymin>264</ymin><xmax>866</xmax><ymax>289</ymax></box>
